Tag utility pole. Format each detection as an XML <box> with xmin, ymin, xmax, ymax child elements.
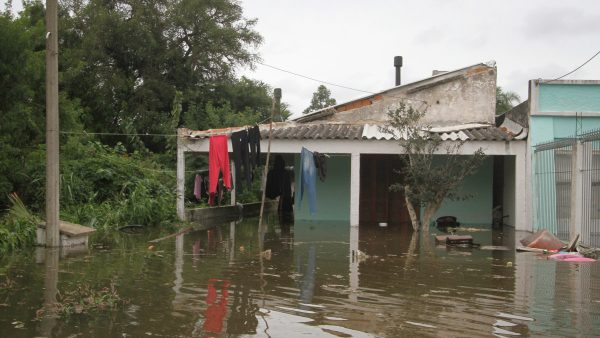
<box><xmin>45</xmin><ymin>0</ymin><xmax>60</xmax><ymax>247</ymax></box>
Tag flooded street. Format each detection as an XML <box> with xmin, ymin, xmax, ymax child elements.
<box><xmin>1</xmin><ymin>215</ymin><xmax>599</xmax><ymax>337</ymax></box>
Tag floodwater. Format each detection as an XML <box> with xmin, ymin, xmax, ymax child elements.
<box><xmin>1</xmin><ymin>214</ymin><xmax>599</xmax><ymax>337</ymax></box>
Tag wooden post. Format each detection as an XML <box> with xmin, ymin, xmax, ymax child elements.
<box><xmin>45</xmin><ymin>0</ymin><xmax>60</xmax><ymax>247</ymax></box>
<box><xmin>258</xmin><ymin>88</ymin><xmax>281</xmax><ymax>228</ymax></box>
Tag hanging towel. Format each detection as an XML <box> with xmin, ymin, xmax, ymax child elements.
<box><xmin>194</xmin><ymin>174</ymin><xmax>202</xmax><ymax>200</ymax></box>
<box><xmin>313</xmin><ymin>152</ymin><xmax>327</xmax><ymax>182</ymax></box>
<box><xmin>300</xmin><ymin>147</ymin><xmax>317</xmax><ymax>214</ymax></box>
<box><xmin>208</xmin><ymin>135</ymin><xmax>231</xmax><ymax>205</ymax></box>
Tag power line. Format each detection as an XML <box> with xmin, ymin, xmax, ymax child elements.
<box><xmin>546</xmin><ymin>48</ymin><xmax>600</xmax><ymax>82</ymax></box>
<box><xmin>257</xmin><ymin>61</ymin><xmax>429</xmax><ymax>105</ymax></box>
<box><xmin>257</xmin><ymin>62</ymin><xmax>374</xmax><ymax>94</ymax></box>
<box><xmin>60</xmin><ymin>131</ymin><xmax>180</xmax><ymax>137</ymax></box>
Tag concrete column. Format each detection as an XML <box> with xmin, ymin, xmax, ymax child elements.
<box><xmin>515</xmin><ymin>148</ymin><xmax>529</xmax><ymax>231</ymax></box>
<box><xmin>349</xmin><ymin>223</ymin><xmax>359</xmax><ymax>302</ymax></box>
<box><xmin>45</xmin><ymin>0</ymin><xmax>60</xmax><ymax>248</ymax></box>
<box><xmin>350</xmin><ymin>153</ymin><xmax>360</xmax><ymax>226</ymax></box>
<box><xmin>570</xmin><ymin>141</ymin><xmax>586</xmax><ymax>240</ymax></box>
<box><xmin>176</xmin><ymin>129</ymin><xmax>186</xmax><ymax>221</ymax></box>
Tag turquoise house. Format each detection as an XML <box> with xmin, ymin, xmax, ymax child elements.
<box><xmin>527</xmin><ymin>80</ymin><xmax>600</xmax><ymax>244</ymax></box>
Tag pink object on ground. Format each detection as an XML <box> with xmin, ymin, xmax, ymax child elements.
<box><xmin>549</xmin><ymin>253</ymin><xmax>596</xmax><ymax>262</ymax></box>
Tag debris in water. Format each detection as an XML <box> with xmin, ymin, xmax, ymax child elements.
<box><xmin>497</xmin><ymin>312</ymin><xmax>534</xmax><ymax>322</ymax></box>
<box><xmin>405</xmin><ymin>321</ymin><xmax>436</xmax><ymax>328</ymax></box>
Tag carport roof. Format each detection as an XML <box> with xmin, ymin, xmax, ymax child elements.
<box><xmin>186</xmin><ymin>121</ymin><xmax>527</xmax><ymax>142</ymax></box>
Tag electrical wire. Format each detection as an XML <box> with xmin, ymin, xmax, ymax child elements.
<box><xmin>60</xmin><ymin>131</ymin><xmax>180</xmax><ymax>137</ymax></box>
<box><xmin>545</xmin><ymin>48</ymin><xmax>600</xmax><ymax>82</ymax></box>
<box><xmin>258</xmin><ymin>61</ymin><xmax>430</xmax><ymax>106</ymax></box>
<box><xmin>257</xmin><ymin>61</ymin><xmax>373</xmax><ymax>94</ymax></box>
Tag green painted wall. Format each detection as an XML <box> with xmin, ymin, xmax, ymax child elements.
<box><xmin>430</xmin><ymin>156</ymin><xmax>494</xmax><ymax>225</ymax></box>
<box><xmin>530</xmin><ymin>116</ymin><xmax>600</xmax><ymax>146</ymax></box>
<box><xmin>539</xmin><ymin>84</ymin><xmax>600</xmax><ymax>112</ymax></box>
<box><xmin>294</xmin><ymin>154</ymin><xmax>350</xmax><ymax>222</ymax></box>
<box><xmin>531</xmin><ymin>83</ymin><xmax>600</xmax><ymax>232</ymax></box>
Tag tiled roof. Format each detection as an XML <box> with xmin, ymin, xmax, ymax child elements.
<box><xmin>260</xmin><ymin>123</ymin><xmax>363</xmax><ymax>140</ymax></box>
<box><xmin>186</xmin><ymin>122</ymin><xmax>525</xmax><ymax>142</ymax></box>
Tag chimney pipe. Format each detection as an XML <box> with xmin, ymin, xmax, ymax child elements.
<box><xmin>273</xmin><ymin>88</ymin><xmax>282</xmax><ymax>122</ymax></box>
<box><xmin>394</xmin><ymin>56</ymin><xmax>403</xmax><ymax>86</ymax></box>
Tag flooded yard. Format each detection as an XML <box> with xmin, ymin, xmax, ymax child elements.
<box><xmin>1</xmin><ymin>215</ymin><xmax>599</xmax><ymax>337</ymax></box>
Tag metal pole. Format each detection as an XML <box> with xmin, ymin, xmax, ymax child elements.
<box><xmin>258</xmin><ymin>88</ymin><xmax>281</xmax><ymax>229</ymax></box>
<box><xmin>45</xmin><ymin>0</ymin><xmax>60</xmax><ymax>247</ymax></box>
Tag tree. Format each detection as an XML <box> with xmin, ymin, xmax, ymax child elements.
<box><xmin>303</xmin><ymin>85</ymin><xmax>336</xmax><ymax>114</ymax></box>
<box><xmin>58</xmin><ymin>0</ymin><xmax>263</xmax><ymax>151</ymax></box>
<box><xmin>496</xmin><ymin>87</ymin><xmax>520</xmax><ymax>115</ymax></box>
<box><xmin>385</xmin><ymin>102</ymin><xmax>486</xmax><ymax>233</ymax></box>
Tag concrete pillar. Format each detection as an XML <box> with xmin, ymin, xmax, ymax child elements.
<box><xmin>515</xmin><ymin>149</ymin><xmax>529</xmax><ymax>231</ymax></box>
<box><xmin>176</xmin><ymin>129</ymin><xmax>186</xmax><ymax>221</ymax></box>
<box><xmin>45</xmin><ymin>0</ymin><xmax>60</xmax><ymax>248</ymax></box>
<box><xmin>350</xmin><ymin>153</ymin><xmax>360</xmax><ymax>226</ymax></box>
<box><xmin>570</xmin><ymin>141</ymin><xmax>587</xmax><ymax>240</ymax></box>
<box><xmin>349</xmin><ymin>223</ymin><xmax>359</xmax><ymax>302</ymax></box>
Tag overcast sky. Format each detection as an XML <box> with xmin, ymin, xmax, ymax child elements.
<box><xmin>240</xmin><ymin>0</ymin><xmax>600</xmax><ymax>117</ymax></box>
<box><xmin>5</xmin><ymin>0</ymin><xmax>599</xmax><ymax>117</ymax></box>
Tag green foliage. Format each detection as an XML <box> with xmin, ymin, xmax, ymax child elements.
<box><xmin>0</xmin><ymin>194</ymin><xmax>39</xmax><ymax>253</ymax></box>
<box><xmin>58</xmin><ymin>0</ymin><xmax>263</xmax><ymax>151</ymax></box>
<box><xmin>0</xmin><ymin>0</ymin><xmax>281</xmax><ymax>234</ymax></box>
<box><xmin>496</xmin><ymin>87</ymin><xmax>521</xmax><ymax>115</ymax></box>
<box><xmin>58</xmin><ymin>140</ymin><xmax>177</xmax><ymax>231</ymax></box>
<box><xmin>303</xmin><ymin>85</ymin><xmax>337</xmax><ymax>114</ymax></box>
<box><xmin>385</xmin><ymin>102</ymin><xmax>486</xmax><ymax>230</ymax></box>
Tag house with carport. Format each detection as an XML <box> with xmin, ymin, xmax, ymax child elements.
<box><xmin>176</xmin><ymin>61</ymin><xmax>530</xmax><ymax>233</ymax></box>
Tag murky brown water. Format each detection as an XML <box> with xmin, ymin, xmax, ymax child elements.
<box><xmin>1</xmin><ymin>214</ymin><xmax>599</xmax><ymax>337</ymax></box>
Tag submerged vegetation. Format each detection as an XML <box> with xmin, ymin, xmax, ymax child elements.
<box><xmin>52</xmin><ymin>281</ymin><xmax>128</xmax><ymax>318</ymax></box>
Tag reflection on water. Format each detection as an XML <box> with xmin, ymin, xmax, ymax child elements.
<box><xmin>0</xmin><ymin>214</ymin><xmax>599</xmax><ymax>337</ymax></box>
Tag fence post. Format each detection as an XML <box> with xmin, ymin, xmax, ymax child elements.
<box><xmin>570</xmin><ymin>140</ymin><xmax>585</xmax><ymax>241</ymax></box>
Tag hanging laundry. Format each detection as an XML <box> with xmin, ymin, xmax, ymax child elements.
<box><xmin>209</xmin><ymin>178</ymin><xmax>226</xmax><ymax>206</ymax></box>
<box><xmin>231</xmin><ymin>129</ymin><xmax>252</xmax><ymax>192</ymax></box>
<box><xmin>300</xmin><ymin>147</ymin><xmax>317</xmax><ymax>215</ymax></box>
<box><xmin>248</xmin><ymin>125</ymin><xmax>261</xmax><ymax>168</ymax></box>
<box><xmin>313</xmin><ymin>151</ymin><xmax>328</xmax><ymax>182</ymax></box>
<box><xmin>265</xmin><ymin>155</ymin><xmax>293</xmax><ymax>213</ymax></box>
<box><xmin>208</xmin><ymin>135</ymin><xmax>231</xmax><ymax>206</ymax></box>
<box><xmin>194</xmin><ymin>174</ymin><xmax>202</xmax><ymax>200</ymax></box>
<box><xmin>200</xmin><ymin>174</ymin><xmax>207</xmax><ymax>200</ymax></box>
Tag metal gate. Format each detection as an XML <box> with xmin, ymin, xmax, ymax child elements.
<box><xmin>534</xmin><ymin>139</ymin><xmax>574</xmax><ymax>241</ymax></box>
<box><xmin>580</xmin><ymin>130</ymin><xmax>600</xmax><ymax>247</ymax></box>
<box><xmin>534</xmin><ymin>130</ymin><xmax>600</xmax><ymax>247</ymax></box>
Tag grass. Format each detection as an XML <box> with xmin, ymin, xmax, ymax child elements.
<box><xmin>0</xmin><ymin>193</ymin><xmax>39</xmax><ymax>253</ymax></box>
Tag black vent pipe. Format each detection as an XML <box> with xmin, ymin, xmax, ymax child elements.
<box><xmin>394</xmin><ymin>56</ymin><xmax>403</xmax><ymax>86</ymax></box>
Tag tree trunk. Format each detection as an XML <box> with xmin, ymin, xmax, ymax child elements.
<box><xmin>421</xmin><ymin>197</ymin><xmax>444</xmax><ymax>234</ymax></box>
<box><xmin>404</xmin><ymin>186</ymin><xmax>420</xmax><ymax>231</ymax></box>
